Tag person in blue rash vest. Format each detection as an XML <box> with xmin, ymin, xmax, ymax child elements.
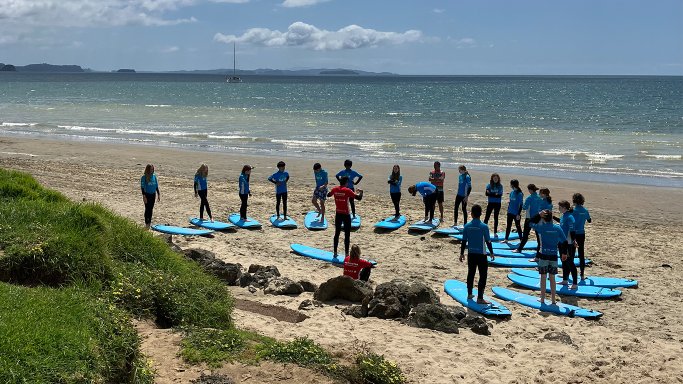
<box><xmin>532</xmin><ymin>210</ymin><xmax>569</xmax><ymax>305</ymax></box>
<box><xmin>459</xmin><ymin>204</ymin><xmax>496</xmax><ymax>304</ymax></box>
<box><xmin>388</xmin><ymin>164</ymin><xmax>402</xmax><ymax>219</ymax></box>
<box><xmin>503</xmin><ymin>179</ymin><xmax>524</xmax><ymax>242</ymax></box>
<box><xmin>311</xmin><ymin>163</ymin><xmax>329</xmax><ymax>222</ymax></box>
<box><xmin>513</xmin><ymin>183</ymin><xmax>542</xmax><ymax>252</ymax></box>
<box><xmin>335</xmin><ymin>159</ymin><xmax>363</xmax><ymax>218</ymax></box>
<box><xmin>194</xmin><ymin>163</ymin><xmax>212</xmax><ymax>222</ymax></box>
<box><xmin>453</xmin><ymin>165</ymin><xmax>472</xmax><ymax>227</ymax></box>
<box><xmin>557</xmin><ymin>200</ymin><xmax>578</xmax><ymax>289</ymax></box>
<box><xmin>140</xmin><ymin>164</ymin><xmax>160</xmax><ymax>229</ymax></box>
<box><xmin>238</xmin><ymin>165</ymin><xmax>252</xmax><ymax>221</ymax></box>
<box><xmin>484</xmin><ymin>173</ymin><xmax>504</xmax><ymax>238</ymax></box>
<box><xmin>268</xmin><ymin>161</ymin><xmax>290</xmax><ymax>220</ymax></box>
<box><xmin>408</xmin><ymin>182</ymin><xmax>438</xmax><ymax>223</ymax></box>
<box><xmin>571</xmin><ymin>193</ymin><xmax>592</xmax><ymax>280</ymax></box>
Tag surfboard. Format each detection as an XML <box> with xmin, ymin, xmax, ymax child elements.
<box><xmin>228</xmin><ymin>213</ymin><xmax>262</xmax><ymax>229</ymax></box>
<box><xmin>189</xmin><ymin>218</ymin><xmax>235</xmax><ymax>231</ymax></box>
<box><xmin>487</xmin><ymin>256</ymin><xmax>587</xmax><ymax>268</ymax></box>
<box><xmin>507</xmin><ymin>273</ymin><xmax>621</xmax><ymax>298</ymax></box>
<box><xmin>510</xmin><ymin>268</ymin><xmax>638</xmax><ymax>289</ymax></box>
<box><xmin>374</xmin><ymin>215</ymin><xmax>406</xmax><ymax>230</ymax></box>
<box><xmin>492</xmin><ymin>249</ymin><xmax>538</xmax><ymax>258</ymax></box>
<box><xmin>433</xmin><ymin>225</ymin><xmax>463</xmax><ymax>235</ymax></box>
<box><xmin>408</xmin><ymin>218</ymin><xmax>441</xmax><ymax>232</ymax></box>
<box><xmin>304</xmin><ymin>211</ymin><xmax>328</xmax><ymax>230</ymax></box>
<box><xmin>341</xmin><ymin>214</ymin><xmax>361</xmax><ymax>229</ymax></box>
<box><xmin>290</xmin><ymin>244</ymin><xmax>377</xmax><ymax>266</ymax></box>
<box><xmin>443</xmin><ymin>279</ymin><xmax>511</xmax><ymax>317</ymax></box>
<box><xmin>270</xmin><ymin>215</ymin><xmax>297</xmax><ymax>229</ymax></box>
<box><xmin>491</xmin><ymin>240</ymin><xmax>537</xmax><ymax>250</ymax></box>
<box><xmin>450</xmin><ymin>232</ymin><xmax>519</xmax><ymax>242</ymax></box>
<box><xmin>152</xmin><ymin>224</ymin><xmax>214</xmax><ymax>236</ymax></box>
<box><xmin>492</xmin><ymin>287</ymin><xmax>602</xmax><ymax>319</ymax></box>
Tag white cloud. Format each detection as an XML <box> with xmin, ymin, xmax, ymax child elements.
<box><xmin>211</xmin><ymin>0</ymin><xmax>250</xmax><ymax>2</ymax></box>
<box><xmin>281</xmin><ymin>0</ymin><xmax>329</xmax><ymax>7</ymax></box>
<box><xmin>452</xmin><ymin>37</ymin><xmax>477</xmax><ymax>48</ymax></box>
<box><xmin>214</xmin><ymin>22</ymin><xmax>422</xmax><ymax>50</ymax></box>
<box><xmin>162</xmin><ymin>46</ymin><xmax>180</xmax><ymax>53</ymax></box>
<box><xmin>433</xmin><ymin>8</ymin><xmax>445</xmax><ymax>14</ymax></box>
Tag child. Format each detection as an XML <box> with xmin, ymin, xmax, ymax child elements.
<box><xmin>429</xmin><ymin>161</ymin><xmax>446</xmax><ymax>221</ymax></box>
<box><xmin>140</xmin><ymin>164</ymin><xmax>160</xmax><ymax>229</ymax></box>
<box><xmin>459</xmin><ymin>204</ymin><xmax>496</xmax><ymax>304</ymax></box>
<box><xmin>571</xmin><ymin>193</ymin><xmax>592</xmax><ymax>280</ymax></box>
<box><xmin>408</xmin><ymin>182</ymin><xmax>437</xmax><ymax>223</ymax></box>
<box><xmin>194</xmin><ymin>163</ymin><xmax>212</xmax><ymax>222</ymax></box>
<box><xmin>268</xmin><ymin>161</ymin><xmax>290</xmax><ymax>219</ymax></box>
<box><xmin>453</xmin><ymin>165</ymin><xmax>471</xmax><ymax>226</ymax></box>
<box><xmin>311</xmin><ymin>163</ymin><xmax>328</xmax><ymax>221</ymax></box>
<box><xmin>532</xmin><ymin>210</ymin><xmax>569</xmax><ymax>305</ymax></box>
<box><xmin>484</xmin><ymin>173</ymin><xmax>504</xmax><ymax>237</ymax></box>
<box><xmin>238</xmin><ymin>165</ymin><xmax>252</xmax><ymax>220</ymax></box>
<box><xmin>327</xmin><ymin>176</ymin><xmax>363</xmax><ymax>257</ymax></box>
<box><xmin>557</xmin><ymin>200</ymin><xmax>578</xmax><ymax>290</ymax></box>
<box><xmin>504</xmin><ymin>179</ymin><xmax>524</xmax><ymax>243</ymax></box>
<box><xmin>513</xmin><ymin>183</ymin><xmax>542</xmax><ymax>252</ymax></box>
<box><xmin>335</xmin><ymin>159</ymin><xmax>363</xmax><ymax>218</ymax></box>
<box><xmin>344</xmin><ymin>244</ymin><xmax>374</xmax><ymax>282</ymax></box>
<box><xmin>388</xmin><ymin>164</ymin><xmax>402</xmax><ymax>219</ymax></box>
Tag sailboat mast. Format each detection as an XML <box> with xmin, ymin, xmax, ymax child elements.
<box><xmin>233</xmin><ymin>42</ymin><xmax>236</xmax><ymax>76</ymax></box>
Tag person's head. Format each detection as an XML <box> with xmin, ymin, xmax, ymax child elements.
<box><xmin>558</xmin><ymin>200</ymin><xmax>570</xmax><ymax>213</ymax></box>
<box><xmin>344</xmin><ymin>159</ymin><xmax>352</xmax><ymax>169</ymax></box>
<box><xmin>433</xmin><ymin>161</ymin><xmax>441</xmax><ymax>171</ymax></box>
<box><xmin>350</xmin><ymin>244</ymin><xmax>361</xmax><ymax>260</ymax></box>
<box><xmin>144</xmin><ymin>164</ymin><xmax>154</xmax><ymax>181</ymax></box>
<box><xmin>527</xmin><ymin>183</ymin><xmax>539</xmax><ymax>193</ymax></box>
<box><xmin>510</xmin><ymin>179</ymin><xmax>520</xmax><ymax>191</ymax></box>
<box><xmin>572</xmin><ymin>192</ymin><xmax>585</xmax><ymax>206</ymax></box>
<box><xmin>458</xmin><ymin>165</ymin><xmax>467</xmax><ymax>174</ymax></box>
<box><xmin>241</xmin><ymin>165</ymin><xmax>252</xmax><ymax>175</ymax></box>
<box><xmin>197</xmin><ymin>163</ymin><xmax>208</xmax><ymax>177</ymax></box>
<box><xmin>470</xmin><ymin>204</ymin><xmax>482</xmax><ymax>219</ymax></box>
<box><xmin>392</xmin><ymin>164</ymin><xmax>400</xmax><ymax>174</ymax></box>
<box><xmin>490</xmin><ymin>173</ymin><xmax>500</xmax><ymax>185</ymax></box>
<box><xmin>339</xmin><ymin>176</ymin><xmax>349</xmax><ymax>186</ymax></box>
<box><xmin>277</xmin><ymin>161</ymin><xmax>285</xmax><ymax>170</ymax></box>
<box><xmin>408</xmin><ymin>185</ymin><xmax>417</xmax><ymax>196</ymax></box>
<box><xmin>540</xmin><ymin>209</ymin><xmax>553</xmax><ymax>222</ymax></box>
<box><xmin>313</xmin><ymin>162</ymin><xmax>322</xmax><ymax>173</ymax></box>
<box><xmin>539</xmin><ymin>188</ymin><xmax>550</xmax><ymax>198</ymax></box>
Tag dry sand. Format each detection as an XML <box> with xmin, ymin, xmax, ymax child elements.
<box><xmin>2</xmin><ymin>136</ymin><xmax>683</xmax><ymax>383</ymax></box>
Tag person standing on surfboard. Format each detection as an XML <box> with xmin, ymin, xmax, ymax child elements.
<box><xmin>388</xmin><ymin>164</ymin><xmax>402</xmax><ymax>219</ymax></box>
<box><xmin>484</xmin><ymin>173</ymin><xmax>504</xmax><ymax>238</ymax></box>
<box><xmin>408</xmin><ymin>182</ymin><xmax>437</xmax><ymax>223</ymax></box>
<box><xmin>557</xmin><ymin>200</ymin><xmax>578</xmax><ymax>290</ymax></box>
<box><xmin>513</xmin><ymin>183</ymin><xmax>542</xmax><ymax>252</ymax></box>
<box><xmin>532</xmin><ymin>209</ymin><xmax>569</xmax><ymax>305</ymax></box>
<box><xmin>268</xmin><ymin>161</ymin><xmax>290</xmax><ymax>220</ymax></box>
<box><xmin>328</xmin><ymin>176</ymin><xmax>363</xmax><ymax>257</ymax></box>
<box><xmin>238</xmin><ymin>165</ymin><xmax>252</xmax><ymax>221</ymax></box>
<box><xmin>312</xmin><ymin>163</ymin><xmax>328</xmax><ymax>222</ymax></box>
<box><xmin>459</xmin><ymin>204</ymin><xmax>495</xmax><ymax>304</ymax></box>
<box><xmin>453</xmin><ymin>165</ymin><xmax>472</xmax><ymax>227</ymax></box>
<box><xmin>571</xmin><ymin>193</ymin><xmax>592</xmax><ymax>281</ymax></box>
<box><xmin>140</xmin><ymin>164</ymin><xmax>160</xmax><ymax>229</ymax></box>
<box><xmin>503</xmin><ymin>179</ymin><xmax>524</xmax><ymax>243</ymax></box>
<box><xmin>429</xmin><ymin>161</ymin><xmax>446</xmax><ymax>222</ymax></box>
<box><xmin>194</xmin><ymin>163</ymin><xmax>212</xmax><ymax>222</ymax></box>
<box><xmin>344</xmin><ymin>244</ymin><xmax>374</xmax><ymax>282</ymax></box>
<box><xmin>335</xmin><ymin>160</ymin><xmax>363</xmax><ymax>219</ymax></box>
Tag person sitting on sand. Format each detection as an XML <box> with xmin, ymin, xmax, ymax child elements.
<box><xmin>453</xmin><ymin>165</ymin><xmax>472</xmax><ymax>227</ymax></box>
<box><xmin>429</xmin><ymin>161</ymin><xmax>446</xmax><ymax>222</ymax></box>
<box><xmin>344</xmin><ymin>244</ymin><xmax>374</xmax><ymax>282</ymax></box>
<box><xmin>571</xmin><ymin>193</ymin><xmax>592</xmax><ymax>281</ymax></box>
<box><xmin>532</xmin><ymin>209</ymin><xmax>569</xmax><ymax>305</ymax></box>
<box><xmin>194</xmin><ymin>163</ymin><xmax>212</xmax><ymax>222</ymax></box>
<box><xmin>140</xmin><ymin>164</ymin><xmax>160</xmax><ymax>229</ymax></box>
<box><xmin>408</xmin><ymin>182</ymin><xmax>437</xmax><ymax>223</ymax></box>
<box><xmin>311</xmin><ymin>162</ymin><xmax>329</xmax><ymax>221</ymax></box>
<box><xmin>267</xmin><ymin>161</ymin><xmax>289</xmax><ymax>220</ymax></box>
<box><xmin>459</xmin><ymin>204</ymin><xmax>495</xmax><ymax>304</ymax></box>
<box><xmin>388</xmin><ymin>164</ymin><xmax>402</xmax><ymax>219</ymax></box>
<box><xmin>238</xmin><ymin>165</ymin><xmax>252</xmax><ymax>221</ymax></box>
<box><xmin>327</xmin><ymin>176</ymin><xmax>363</xmax><ymax>257</ymax></box>
<box><xmin>335</xmin><ymin>159</ymin><xmax>363</xmax><ymax>218</ymax></box>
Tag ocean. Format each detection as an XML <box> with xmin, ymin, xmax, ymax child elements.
<box><xmin>1</xmin><ymin>73</ymin><xmax>681</xmax><ymax>187</ymax></box>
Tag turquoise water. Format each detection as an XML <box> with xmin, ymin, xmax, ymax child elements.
<box><xmin>1</xmin><ymin>73</ymin><xmax>681</xmax><ymax>186</ymax></box>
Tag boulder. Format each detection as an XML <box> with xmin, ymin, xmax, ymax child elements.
<box><xmin>247</xmin><ymin>265</ymin><xmax>281</xmax><ymax>288</ymax></box>
<box><xmin>298</xmin><ymin>299</ymin><xmax>324</xmax><ymax>311</ymax></box>
<box><xmin>298</xmin><ymin>279</ymin><xmax>318</xmax><ymax>292</ymax></box>
<box><xmin>404</xmin><ymin>303</ymin><xmax>465</xmax><ymax>334</ymax></box>
<box><xmin>544</xmin><ymin>331</ymin><xmax>574</xmax><ymax>345</ymax></box>
<box><xmin>264</xmin><ymin>277</ymin><xmax>304</xmax><ymax>295</ymax></box>
<box><xmin>367</xmin><ymin>279</ymin><xmax>439</xmax><ymax>319</ymax></box>
<box><xmin>460</xmin><ymin>315</ymin><xmax>491</xmax><ymax>336</ymax></box>
<box><xmin>313</xmin><ymin>276</ymin><xmax>373</xmax><ymax>303</ymax></box>
<box><xmin>343</xmin><ymin>304</ymin><xmax>368</xmax><ymax>318</ymax></box>
<box><xmin>183</xmin><ymin>248</ymin><xmax>216</xmax><ymax>264</ymax></box>
<box><xmin>183</xmin><ymin>248</ymin><xmax>242</xmax><ymax>285</ymax></box>
<box><xmin>239</xmin><ymin>273</ymin><xmax>254</xmax><ymax>288</ymax></box>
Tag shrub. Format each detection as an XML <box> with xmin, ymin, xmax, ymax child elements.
<box><xmin>180</xmin><ymin>327</ymin><xmax>247</xmax><ymax>368</ymax></box>
<box><xmin>356</xmin><ymin>352</ymin><xmax>406</xmax><ymax>384</ymax></box>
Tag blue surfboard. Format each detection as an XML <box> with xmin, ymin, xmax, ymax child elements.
<box><xmin>152</xmin><ymin>224</ymin><xmax>214</xmax><ymax>236</ymax></box>
<box><xmin>374</xmin><ymin>215</ymin><xmax>406</xmax><ymax>230</ymax></box>
<box><xmin>228</xmin><ymin>213</ymin><xmax>262</xmax><ymax>229</ymax></box>
<box><xmin>510</xmin><ymin>268</ymin><xmax>638</xmax><ymax>289</ymax></box>
<box><xmin>340</xmin><ymin>214</ymin><xmax>361</xmax><ymax>229</ymax></box>
<box><xmin>507</xmin><ymin>273</ymin><xmax>621</xmax><ymax>298</ymax></box>
<box><xmin>270</xmin><ymin>215</ymin><xmax>297</xmax><ymax>229</ymax></box>
<box><xmin>190</xmin><ymin>218</ymin><xmax>235</xmax><ymax>231</ymax></box>
<box><xmin>492</xmin><ymin>287</ymin><xmax>602</xmax><ymax>319</ymax></box>
<box><xmin>492</xmin><ymin>240</ymin><xmax>537</xmax><ymax>250</ymax></box>
<box><xmin>433</xmin><ymin>225</ymin><xmax>463</xmax><ymax>235</ymax></box>
<box><xmin>492</xmin><ymin>249</ymin><xmax>537</xmax><ymax>258</ymax></box>
<box><xmin>304</xmin><ymin>211</ymin><xmax>328</xmax><ymax>231</ymax></box>
<box><xmin>290</xmin><ymin>244</ymin><xmax>377</xmax><ymax>266</ymax></box>
<box><xmin>443</xmin><ymin>279</ymin><xmax>511</xmax><ymax>317</ymax></box>
<box><xmin>488</xmin><ymin>256</ymin><xmax>588</xmax><ymax>268</ymax></box>
<box><xmin>409</xmin><ymin>218</ymin><xmax>441</xmax><ymax>232</ymax></box>
<box><xmin>450</xmin><ymin>232</ymin><xmax>519</xmax><ymax>242</ymax></box>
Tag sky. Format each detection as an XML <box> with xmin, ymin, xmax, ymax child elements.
<box><xmin>1</xmin><ymin>0</ymin><xmax>682</xmax><ymax>75</ymax></box>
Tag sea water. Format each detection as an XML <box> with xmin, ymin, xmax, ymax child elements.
<box><xmin>1</xmin><ymin>73</ymin><xmax>681</xmax><ymax>187</ymax></box>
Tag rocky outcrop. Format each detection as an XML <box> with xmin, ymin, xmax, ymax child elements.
<box><xmin>241</xmin><ymin>265</ymin><xmax>281</xmax><ymax>289</ymax></box>
<box><xmin>404</xmin><ymin>303</ymin><xmax>465</xmax><ymax>334</ymax></box>
<box><xmin>313</xmin><ymin>276</ymin><xmax>374</xmax><ymax>303</ymax></box>
<box><xmin>366</xmin><ymin>279</ymin><xmax>439</xmax><ymax>319</ymax></box>
<box><xmin>264</xmin><ymin>277</ymin><xmax>304</xmax><ymax>295</ymax></box>
<box><xmin>183</xmin><ymin>248</ymin><xmax>242</xmax><ymax>285</ymax></box>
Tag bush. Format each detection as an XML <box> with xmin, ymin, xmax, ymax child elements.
<box><xmin>180</xmin><ymin>327</ymin><xmax>247</xmax><ymax>368</ymax></box>
<box><xmin>258</xmin><ymin>337</ymin><xmax>334</xmax><ymax>367</ymax></box>
<box><xmin>356</xmin><ymin>352</ymin><xmax>406</xmax><ymax>384</ymax></box>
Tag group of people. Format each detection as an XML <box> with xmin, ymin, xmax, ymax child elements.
<box><xmin>140</xmin><ymin>160</ymin><xmax>592</xmax><ymax>299</ymax></box>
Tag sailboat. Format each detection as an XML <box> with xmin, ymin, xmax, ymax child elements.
<box><xmin>226</xmin><ymin>42</ymin><xmax>242</xmax><ymax>83</ymax></box>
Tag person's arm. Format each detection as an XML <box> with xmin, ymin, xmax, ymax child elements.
<box><xmin>466</xmin><ymin>176</ymin><xmax>472</xmax><ymax>196</ymax></box>
<box><xmin>486</xmin><ymin>241</ymin><xmax>495</xmax><ymax>260</ymax></box>
<box><xmin>268</xmin><ymin>174</ymin><xmax>277</xmax><ymax>185</ymax></box>
<box><xmin>335</xmin><ymin>171</ymin><xmax>342</xmax><ymax>183</ymax></box>
<box><xmin>327</xmin><ymin>189</ymin><xmax>334</xmax><ymax>197</ymax></box>
<box><xmin>354</xmin><ymin>174</ymin><xmax>363</xmax><ymax>185</ymax></box>
<box><xmin>353</xmin><ymin>189</ymin><xmax>363</xmax><ymax>201</ymax></box>
<box><xmin>459</xmin><ymin>238</ymin><xmax>467</xmax><ymax>262</ymax></box>
<box><xmin>587</xmin><ymin>209</ymin><xmax>592</xmax><ymax>223</ymax></box>
<box><xmin>558</xmin><ymin>240</ymin><xmax>569</xmax><ymax>261</ymax></box>
<box><xmin>485</xmin><ymin>185</ymin><xmax>491</xmax><ymax>197</ymax></box>
<box><xmin>553</xmin><ymin>216</ymin><xmax>560</xmax><ymax>222</ymax></box>
<box><xmin>194</xmin><ymin>178</ymin><xmax>198</xmax><ymax>196</ymax></box>
<box><xmin>285</xmin><ymin>174</ymin><xmax>290</xmax><ymax>183</ymax></box>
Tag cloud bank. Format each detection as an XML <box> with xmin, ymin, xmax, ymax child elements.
<box><xmin>214</xmin><ymin>22</ymin><xmax>422</xmax><ymax>50</ymax></box>
<box><xmin>281</xmin><ymin>0</ymin><xmax>330</xmax><ymax>7</ymax></box>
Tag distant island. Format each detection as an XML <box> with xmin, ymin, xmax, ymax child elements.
<box><xmin>115</xmin><ymin>69</ymin><xmax>136</xmax><ymax>73</ymax></box>
<box><xmin>0</xmin><ymin>63</ymin><xmax>85</xmax><ymax>73</ymax></box>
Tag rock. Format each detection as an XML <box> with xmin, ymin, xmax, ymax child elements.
<box><xmin>239</xmin><ymin>273</ymin><xmax>253</xmax><ymax>287</ymax></box>
<box><xmin>298</xmin><ymin>279</ymin><xmax>318</xmax><ymax>292</ymax></box>
<box><xmin>191</xmin><ymin>373</ymin><xmax>236</xmax><ymax>384</ymax></box>
<box><xmin>460</xmin><ymin>315</ymin><xmax>491</xmax><ymax>336</ymax></box>
<box><xmin>544</xmin><ymin>331</ymin><xmax>574</xmax><ymax>345</ymax></box>
<box><xmin>367</xmin><ymin>279</ymin><xmax>439</xmax><ymax>319</ymax></box>
<box><xmin>264</xmin><ymin>277</ymin><xmax>304</xmax><ymax>295</ymax></box>
<box><xmin>247</xmin><ymin>265</ymin><xmax>281</xmax><ymax>288</ymax></box>
<box><xmin>313</xmin><ymin>276</ymin><xmax>374</xmax><ymax>303</ymax></box>
<box><xmin>298</xmin><ymin>299</ymin><xmax>324</xmax><ymax>310</ymax></box>
<box><xmin>248</xmin><ymin>286</ymin><xmax>257</xmax><ymax>294</ymax></box>
<box><xmin>405</xmin><ymin>303</ymin><xmax>465</xmax><ymax>334</ymax></box>
<box><xmin>343</xmin><ymin>304</ymin><xmax>368</xmax><ymax>318</ymax></box>
<box><xmin>183</xmin><ymin>248</ymin><xmax>242</xmax><ymax>285</ymax></box>
<box><xmin>184</xmin><ymin>248</ymin><xmax>217</xmax><ymax>264</ymax></box>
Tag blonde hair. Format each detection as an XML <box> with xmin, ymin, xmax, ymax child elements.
<box><xmin>350</xmin><ymin>244</ymin><xmax>361</xmax><ymax>260</ymax></box>
<box><xmin>196</xmin><ymin>163</ymin><xmax>208</xmax><ymax>178</ymax></box>
<box><xmin>144</xmin><ymin>164</ymin><xmax>154</xmax><ymax>183</ymax></box>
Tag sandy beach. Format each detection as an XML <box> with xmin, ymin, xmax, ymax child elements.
<box><xmin>2</xmin><ymin>136</ymin><xmax>683</xmax><ymax>383</ymax></box>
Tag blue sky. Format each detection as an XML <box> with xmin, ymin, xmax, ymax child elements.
<box><xmin>1</xmin><ymin>0</ymin><xmax>682</xmax><ymax>75</ymax></box>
